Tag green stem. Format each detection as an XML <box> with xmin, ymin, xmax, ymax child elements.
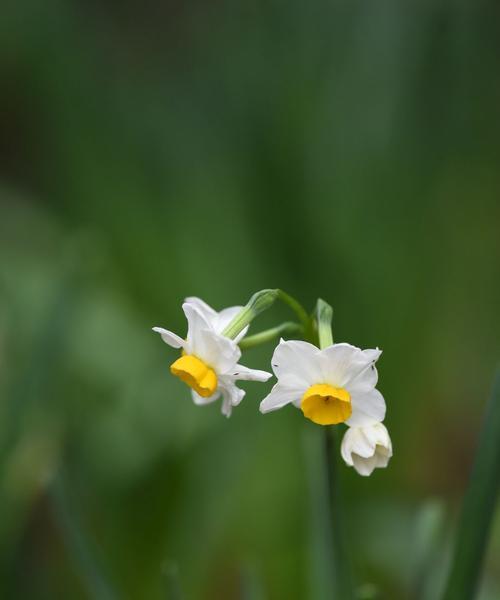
<box><xmin>324</xmin><ymin>427</ymin><xmax>354</xmax><ymax>600</ymax></box>
<box><xmin>238</xmin><ymin>322</ymin><xmax>302</xmax><ymax>349</ymax></box>
<box><xmin>442</xmin><ymin>369</ymin><xmax>500</xmax><ymax>600</ymax></box>
<box><xmin>276</xmin><ymin>290</ymin><xmax>310</xmax><ymax>330</ymax></box>
<box><xmin>303</xmin><ymin>426</ymin><xmax>335</xmax><ymax>600</ymax></box>
<box><xmin>315</xmin><ymin>297</ymin><xmax>353</xmax><ymax>598</ymax></box>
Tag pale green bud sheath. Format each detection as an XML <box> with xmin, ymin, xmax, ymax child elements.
<box><xmin>222</xmin><ymin>289</ymin><xmax>279</xmax><ymax>340</ymax></box>
<box><xmin>315</xmin><ymin>298</ymin><xmax>333</xmax><ymax>349</ymax></box>
<box><xmin>222</xmin><ymin>289</ymin><xmax>310</xmax><ymax>341</ymax></box>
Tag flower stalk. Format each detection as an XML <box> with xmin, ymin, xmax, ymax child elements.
<box><xmin>238</xmin><ymin>321</ymin><xmax>302</xmax><ymax>350</ymax></box>
<box><xmin>316</xmin><ymin>297</ymin><xmax>354</xmax><ymax>600</ymax></box>
<box><xmin>276</xmin><ymin>289</ymin><xmax>310</xmax><ymax>330</ymax></box>
<box><xmin>324</xmin><ymin>426</ymin><xmax>354</xmax><ymax>600</ymax></box>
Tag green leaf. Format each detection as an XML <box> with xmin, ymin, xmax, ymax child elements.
<box><xmin>442</xmin><ymin>369</ymin><xmax>500</xmax><ymax>600</ymax></box>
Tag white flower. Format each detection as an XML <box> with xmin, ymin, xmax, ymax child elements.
<box><xmin>341</xmin><ymin>423</ymin><xmax>392</xmax><ymax>476</ymax></box>
<box><xmin>260</xmin><ymin>339</ymin><xmax>385</xmax><ymax>427</ymax></box>
<box><xmin>153</xmin><ymin>298</ymin><xmax>271</xmax><ymax>417</ymax></box>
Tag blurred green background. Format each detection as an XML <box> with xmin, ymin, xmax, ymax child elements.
<box><xmin>1</xmin><ymin>1</ymin><xmax>499</xmax><ymax>598</ymax></box>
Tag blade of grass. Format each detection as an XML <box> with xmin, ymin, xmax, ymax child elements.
<box><xmin>50</xmin><ymin>471</ymin><xmax>118</xmax><ymax>600</ymax></box>
<box><xmin>442</xmin><ymin>369</ymin><xmax>500</xmax><ymax>600</ymax></box>
<box><xmin>0</xmin><ymin>268</ymin><xmax>77</xmax><ymax>584</ymax></box>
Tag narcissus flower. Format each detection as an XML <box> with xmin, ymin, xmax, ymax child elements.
<box><xmin>260</xmin><ymin>340</ymin><xmax>385</xmax><ymax>426</ymax></box>
<box><xmin>153</xmin><ymin>298</ymin><xmax>271</xmax><ymax>417</ymax></box>
<box><xmin>341</xmin><ymin>422</ymin><xmax>392</xmax><ymax>476</ymax></box>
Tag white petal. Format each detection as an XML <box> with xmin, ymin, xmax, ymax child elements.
<box><xmin>346</xmin><ymin>363</ymin><xmax>379</xmax><ymax>395</ymax></box>
<box><xmin>191</xmin><ymin>389</ymin><xmax>221</xmax><ymax>406</ymax></box>
<box><xmin>351</xmin><ymin>436</ymin><xmax>392</xmax><ymax>475</ymax></box>
<box><xmin>221</xmin><ymin>394</ymin><xmax>233</xmax><ymax>417</ymax></box>
<box><xmin>231</xmin><ymin>364</ymin><xmax>272</xmax><ymax>382</ymax></box>
<box><xmin>259</xmin><ymin>382</ymin><xmax>303</xmax><ymax>413</ymax></box>
<box><xmin>215</xmin><ymin>305</ymin><xmax>241</xmax><ymax>327</ymax></box>
<box><xmin>318</xmin><ymin>343</ymin><xmax>359</xmax><ymax>384</ymax></box>
<box><xmin>220</xmin><ymin>381</ymin><xmax>246</xmax><ymax>417</ymax></box>
<box><xmin>341</xmin><ymin>428</ymin><xmax>374</xmax><ymax>464</ymax></box>
<box><xmin>152</xmin><ymin>327</ymin><xmax>185</xmax><ymax>349</ymax></box>
<box><xmin>183</xmin><ymin>300</ymin><xmax>250</xmax><ymax>342</ymax></box>
<box><xmin>271</xmin><ymin>339</ymin><xmax>322</xmax><ymax>387</ymax></box>
<box><xmin>346</xmin><ymin>388</ymin><xmax>386</xmax><ymax>427</ymax></box>
<box><xmin>183</xmin><ymin>303</ymin><xmax>241</xmax><ymax>370</ymax></box>
<box><xmin>212</xmin><ymin>305</ymin><xmax>239</xmax><ymax>330</ymax></box>
<box><xmin>320</xmin><ymin>343</ymin><xmax>381</xmax><ymax>388</ymax></box>
<box><xmin>182</xmin><ymin>302</ymin><xmax>212</xmax><ymax>353</ymax></box>
<box><xmin>184</xmin><ymin>297</ymin><xmax>218</xmax><ymax>322</ymax></box>
<box><xmin>364</xmin><ymin>422</ymin><xmax>392</xmax><ymax>450</ymax></box>
<box><xmin>340</xmin><ymin>430</ymin><xmax>354</xmax><ymax>466</ymax></box>
<box><xmin>197</xmin><ymin>329</ymin><xmax>241</xmax><ymax>373</ymax></box>
<box><xmin>374</xmin><ymin>450</ymin><xmax>391</xmax><ymax>469</ymax></box>
<box><xmin>352</xmin><ymin>454</ymin><xmax>380</xmax><ymax>476</ymax></box>
<box><xmin>341</xmin><ymin>423</ymin><xmax>392</xmax><ymax>476</ymax></box>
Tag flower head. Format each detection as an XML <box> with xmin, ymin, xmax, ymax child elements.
<box><xmin>153</xmin><ymin>298</ymin><xmax>271</xmax><ymax>417</ymax></box>
<box><xmin>341</xmin><ymin>423</ymin><xmax>392</xmax><ymax>476</ymax></box>
<box><xmin>260</xmin><ymin>339</ymin><xmax>385</xmax><ymax>427</ymax></box>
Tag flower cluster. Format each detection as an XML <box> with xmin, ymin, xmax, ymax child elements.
<box><xmin>154</xmin><ymin>295</ymin><xmax>392</xmax><ymax>476</ymax></box>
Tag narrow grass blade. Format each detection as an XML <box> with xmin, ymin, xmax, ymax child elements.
<box><xmin>442</xmin><ymin>369</ymin><xmax>500</xmax><ymax>600</ymax></box>
<box><xmin>50</xmin><ymin>472</ymin><xmax>117</xmax><ymax>600</ymax></box>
